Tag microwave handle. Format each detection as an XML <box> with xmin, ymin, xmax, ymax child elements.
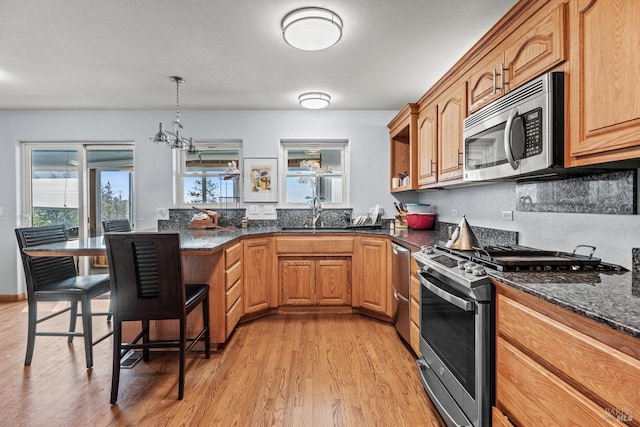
<box><xmin>504</xmin><ymin>108</ymin><xmax>520</xmax><ymax>170</ymax></box>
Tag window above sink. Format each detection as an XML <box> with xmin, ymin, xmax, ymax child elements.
<box><xmin>281</xmin><ymin>140</ymin><xmax>348</xmax><ymax>208</ymax></box>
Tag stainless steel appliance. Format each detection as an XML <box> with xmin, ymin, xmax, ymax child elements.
<box><xmin>413</xmin><ymin>243</ymin><xmax>626</xmax><ymax>427</ymax></box>
<box><xmin>391</xmin><ymin>242</ymin><xmax>411</xmax><ymax>344</ymax></box>
<box><xmin>463</xmin><ymin>71</ymin><xmax>564</xmax><ymax>182</ymax></box>
<box><xmin>414</xmin><ymin>245</ymin><xmax>493</xmax><ymax>427</ymax></box>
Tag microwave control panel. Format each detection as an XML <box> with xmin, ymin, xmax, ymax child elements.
<box><xmin>523</xmin><ymin>107</ymin><xmax>543</xmax><ymax>158</ymax></box>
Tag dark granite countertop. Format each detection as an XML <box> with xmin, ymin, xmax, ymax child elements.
<box><xmin>24</xmin><ymin>225</ymin><xmax>638</xmax><ymax>340</ymax></box>
<box><xmin>489</xmin><ymin>270</ymin><xmax>640</xmax><ymax>339</ymax></box>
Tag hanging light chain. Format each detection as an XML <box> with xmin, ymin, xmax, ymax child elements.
<box><xmin>172</xmin><ymin>76</ymin><xmax>184</xmax><ymax>124</ymax></box>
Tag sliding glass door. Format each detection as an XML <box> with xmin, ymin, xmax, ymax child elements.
<box><xmin>24</xmin><ymin>144</ymin><xmax>134</xmax><ymax>240</ymax></box>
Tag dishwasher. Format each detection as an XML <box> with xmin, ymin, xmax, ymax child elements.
<box><xmin>391</xmin><ymin>242</ymin><xmax>411</xmax><ymax>344</ymax></box>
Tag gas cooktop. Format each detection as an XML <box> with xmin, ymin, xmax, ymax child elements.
<box><xmin>435</xmin><ymin>244</ymin><xmax>627</xmax><ymax>272</ymax></box>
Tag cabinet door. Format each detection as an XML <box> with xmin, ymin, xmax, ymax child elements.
<box><xmin>316</xmin><ymin>258</ymin><xmax>351</xmax><ymax>305</ymax></box>
<box><xmin>279</xmin><ymin>259</ymin><xmax>314</xmax><ymax>305</ymax></box>
<box><xmin>468</xmin><ymin>51</ymin><xmax>505</xmax><ymax>113</ymax></box>
<box><xmin>355</xmin><ymin>237</ymin><xmax>389</xmax><ymax>315</ymax></box>
<box><xmin>417</xmin><ymin>104</ymin><xmax>438</xmax><ymax>187</ymax></box>
<box><xmin>503</xmin><ymin>3</ymin><xmax>566</xmax><ymax>91</ymax></box>
<box><xmin>243</xmin><ymin>238</ymin><xmax>273</xmax><ymax>314</ymax></box>
<box><xmin>568</xmin><ymin>0</ymin><xmax>640</xmax><ymax>164</ymax></box>
<box><xmin>437</xmin><ymin>83</ymin><xmax>466</xmax><ymax>182</ymax></box>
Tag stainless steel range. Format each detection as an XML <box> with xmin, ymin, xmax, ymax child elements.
<box><xmin>413</xmin><ymin>243</ymin><xmax>626</xmax><ymax>427</ymax></box>
<box><xmin>413</xmin><ymin>245</ymin><xmax>493</xmax><ymax>427</ymax></box>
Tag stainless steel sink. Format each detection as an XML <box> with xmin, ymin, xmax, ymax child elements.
<box><xmin>279</xmin><ymin>225</ymin><xmax>382</xmax><ymax>233</ymax></box>
<box><xmin>279</xmin><ymin>226</ymin><xmax>351</xmax><ymax>233</ymax></box>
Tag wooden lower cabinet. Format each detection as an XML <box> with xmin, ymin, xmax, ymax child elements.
<box><xmin>224</xmin><ymin>242</ymin><xmax>243</xmax><ymax>338</ymax></box>
<box><xmin>279</xmin><ymin>257</ymin><xmax>351</xmax><ymax>306</ymax></box>
<box><xmin>494</xmin><ymin>284</ymin><xmax>640</xmax><ymax>426</ymax></box>
<box><xmin>243</xmin><ymin>237</ymin><xmax>273</xmax><ymax>314</ymax></box>
<box><xmin>409</xmin><ymin>254</ymin><xmax>421</xmax><ymax>355</ymax></box>
<box><xmin>353</xmin><ymin>236</ymin><xmax>390</xmax><ymax>316</ymax></box>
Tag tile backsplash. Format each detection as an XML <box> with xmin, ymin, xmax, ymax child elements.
<box><xmin>516</xmin><ymin>170</ymin><xmax>637</xmax><ymax>215</ymax></box>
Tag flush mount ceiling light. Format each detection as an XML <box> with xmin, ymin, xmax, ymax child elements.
<box><xmin>299</xmin><ymin>92</ymin><xmax>331</xmax><ymax>109</ymax></box>
<box><xmin>150</xmin><ymin>76</ymin><xmax>196</xmax><ymax>153</ymax></box>
<box><xmin>282</xmin><ymin>7</ymin><xmax>343</xmax><ymax>51</ymax></box>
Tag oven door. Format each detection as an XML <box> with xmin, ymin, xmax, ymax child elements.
<box><xmin>418</xmin><ymin>270</ymin><xmax>492</xmax><ymax>427</ymax></box>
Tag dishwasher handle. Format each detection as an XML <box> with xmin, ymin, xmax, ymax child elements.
<box><xmin>392</xmin><ymin>286</ymin><xmax>410</xmax><ymax>303</ymax></box>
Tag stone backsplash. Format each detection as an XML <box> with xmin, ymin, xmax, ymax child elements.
<box><xmin>434</xmin><ymin>221</ymin><xmax>518</xmax><ymax>246</ymax></box>
<box><xmin>158</xmin><ymin>207</ymin><xmax>390</xmax><ymax>230</ymax></box>
<box><xmin>516</xmin><ymin>169</ymin><xmax>637</xmax><ymax>214</ymax></box>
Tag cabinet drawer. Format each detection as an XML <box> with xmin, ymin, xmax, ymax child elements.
<box><xmin>497</xmin><ymin>294</ymin><xmax>640</xmax><ymax>416</ymax></box>
<box><xmin>225</xmin><ymin>242</ymin><xmax>242</xmax><ymax>269</ymax></box>
<box><xmin>491</xmin><ymin>407</ymin><xmax>513</xmax><ymax>427</ymax></box>
<box><xmin>225</xmin><ymin>279</ymin><xmax>242</xmax><ymax>311</ymax></box>
<box><xmin>410</xmin><ymin>274</ymin><xmax>420</xmax><ymax>302</ymax></box>
<box><xmin>496</xmin><ymin>337</ymin><xmax>625</xmax><ymax>426</ymax></box>
<box><xmin>225</xmin><ymin>261</ymin><xmax>242</xmax><ymax>290</ymax></box>
<box><xmin>276</xmin><ymin>237</ymin><xmax>354</xmax><ymax>254</ymax></box>
<box><xmin>225</xmin><ymin>297</ymin><xmax>243</xmax><ymax>337</ymax></box>
<box><xmin>410</xmin><ymin>296</ymin><xmax>419</xmax><ymax>325</ymax></box>
<box><xmin>410</xmin><ymin>321</ymin><xmax>420</xmax><ymax>356</ymax></box>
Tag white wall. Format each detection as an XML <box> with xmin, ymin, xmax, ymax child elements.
<box><xmin>0</xmin><ymin>109</ymin><xmax>398</xmax><ymax>296</ymax></box>
<box><xmin>418</xmin><ymin>181</ymin><xmax>640</xmax><ymax>269</ymax></box>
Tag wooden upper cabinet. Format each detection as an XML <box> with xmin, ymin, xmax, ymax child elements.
<box><xmin>468</xmin><ymin>51</ymin><xmax>505</xmax><ymax>113</ymax></box>
<box><xmin>437</xmin><ymin>82</ymin><xmax>467</xmax><ymax>183</ymax></box>
<box><xmin>388</xmin><ymin>103</ymin><xmax>418</xmax><ymax>192</ymax></box>
<box><xmin>503</xmin><ymin>2</ymin><xmax>566</xmax><ymax>92</ymax></box>
<box><xmin>467</xmin><ymin>3</ymin><xmax>567</xmax><ymax>114</ymax></box>
<box><xmin>417</xmin><ymin>103</ymin><xmax>438</xmax><ymax>187</ymax></box>
<box><xmin>568</xmin><ymin>0</ymin><xmax>640</xmax><ymax>165</ymax></box>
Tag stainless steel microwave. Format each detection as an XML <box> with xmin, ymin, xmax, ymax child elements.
<box><xmin>463</xmin><ymin>71</ymin><xmax>564</xmax><ymax>182</ymax></box>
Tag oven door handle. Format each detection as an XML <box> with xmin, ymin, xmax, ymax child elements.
<box><xmin>421</xmin><ymin>277</ymin><xmax>474</xmax><ymax>312</ymax></box>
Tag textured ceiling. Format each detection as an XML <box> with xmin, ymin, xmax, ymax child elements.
<box><xmin>0</xmin><ymin>0</ymin><xmax>518</xmax><ymax>110</ymax></box>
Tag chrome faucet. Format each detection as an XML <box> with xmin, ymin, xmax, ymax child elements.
<box><xmin>311</xmin><ymin>194</ymin><xmax>322</xmax><ymax>228</ymax></box>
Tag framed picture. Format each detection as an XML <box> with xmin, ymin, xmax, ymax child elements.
<box><xmin>243</xmin><ymin>157</ymin><xmax>278</xmax><ymax>202</ymax></box>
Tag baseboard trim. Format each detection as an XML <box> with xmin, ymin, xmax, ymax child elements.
<box><xmin>0</xmin><ymin>294</ymin><xmax>26</xmax><ymax>303</ymax></box>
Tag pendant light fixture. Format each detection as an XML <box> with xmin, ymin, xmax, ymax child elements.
<box><xmin>151</xmin><ymin>76</ymin><xmax>196</xmax><ymax>153</ymax></box>
<box><xmin>299</xmin><ymin>92</ymin><xmax>331</xmax><ymax>109</ymax></box>
<box><xmin>282</xmin><ymin>7</ymin><xmax>343</xmax><ymax>51</ymax></box>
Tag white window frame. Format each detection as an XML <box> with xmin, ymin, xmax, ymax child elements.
<box><xmin>280</xmin><ymin>140</ymin><xmax>350</xmax><ymax>208</ymax></box>
<box><xmin>175</xmin><ymin>140</ymin><xmax>242</xmax><ymax>208</ymax></box>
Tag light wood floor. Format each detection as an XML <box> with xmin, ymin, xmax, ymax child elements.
<box><xmin>0</xmin><ymin>300</ymin><xmax>443</xmax><ymax>427</ymax></box>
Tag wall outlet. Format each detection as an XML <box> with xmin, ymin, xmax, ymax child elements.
<box><xmin>451</xmin><ymin>209</ymin><xmax>458</xmax><ymax>217</ymax></box>
<box><xmin>502</xmin><ymin>210</ymin><xmax>513</xmax><ymax>221</ymax></box>
<box><xmin>264</xmin><ymin>205</ymin><xmax>275</xmax><ymax>214</ymax></box>
<box><xmin>156</xmin><ymin>208</ymin><xmax>168</xmax><ymax>217</ymax></box>
<box><xmin>248</xmin><ymin>205</ymin><xmax>259</xmax><ymax>215</ymax></box>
